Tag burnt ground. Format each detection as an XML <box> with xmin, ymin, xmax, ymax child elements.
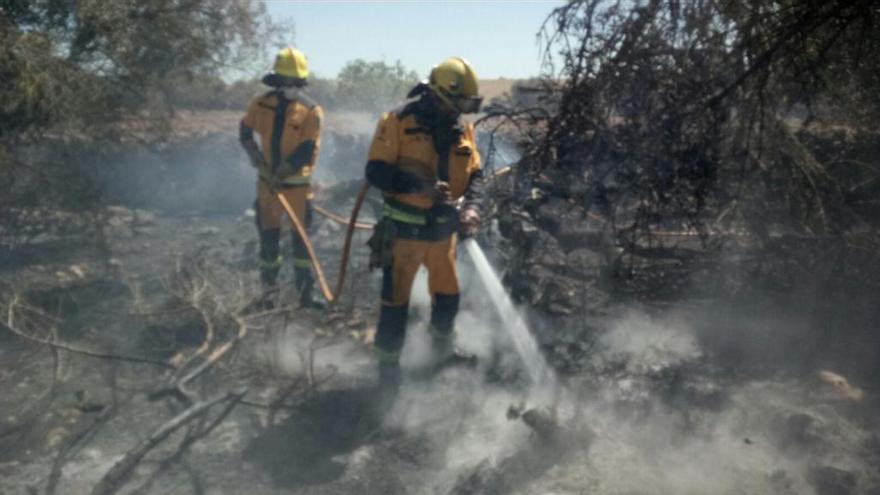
<box><xmin>2</xmin><ymin>121</ymin><xmax>880</xmax><ymax>494</ymax></box>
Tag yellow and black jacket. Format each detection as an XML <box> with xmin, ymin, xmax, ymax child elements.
<box><xmin>240</xmin><ymin>90</ymin><xmax>323</xmax><ymax>187</ymax></box>
<box><xmin>365</xmin><ymin>98</ymin><xmax>484</xmax><ymax>239</ymax></box>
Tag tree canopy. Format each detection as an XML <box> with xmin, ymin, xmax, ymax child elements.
<box><xmin>1</xmin><ymin>0</ymin><xmax>277</xmax><ymax>141</ymax></box>
<box><xmin>0</xmin><ymin>0</ymin><xmax>279</xmax><ymax>245</ymax></box>
<box><xmin>335</xmin><ymin>59</ymin><xmax>420</xmax><ymax>112</ymax></box>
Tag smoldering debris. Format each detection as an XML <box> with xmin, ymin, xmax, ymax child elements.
<box><xmin>2</xmin><ymin>107</ymin><xmax>879</xmax><ymax>494</ymax></box>
<box><xmin>3</xmin><ymin>196</ymin><xmax>880</xmax><ymax>495</ymax></box>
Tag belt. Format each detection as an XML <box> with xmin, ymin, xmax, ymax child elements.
<box><xmin>260</xmin><ymin>172</ymin><xmax>311</xmax><ymax>188</ymax></box>
<box><xmin>383</xmin><ymin>199</ymin><xmax>458</xmax><ymax>241</ymax></box>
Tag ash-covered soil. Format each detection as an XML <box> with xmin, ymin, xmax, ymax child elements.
<box><xmin>2</xmin><ymin>120</ymin><xmax>878</xmax><ymax>495</ymax></box>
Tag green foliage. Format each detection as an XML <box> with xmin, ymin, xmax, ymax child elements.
<box><xmin>335</xmin><ymin>59</ymin><xmax>419</xmax><ymax>112</ymax></box>
<box><xmin>0</xmin><ymin>0</ymin><xmax>277</xmax><ymax>246</ymax></box>
<box><xmin>164</xmin><ymin>76</ymin><xmax>263</xmax><ymax>111</ymax></box>
<box><xmin>153</xmin><ymin>58</ymin><xmax>420</xmax><ymax>112</ymax></box>
<box><xmin>0</xmin><ymin>0</ymin><xmax>276</xmax><ymax>139</ymax></box>
<box><xmin>303</xmin><ymin>77</ymin><xmax>341</xmax><ymax>110</ymax></box>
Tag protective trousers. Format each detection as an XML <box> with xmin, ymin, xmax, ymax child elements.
<box><xmin>255</xmin><ymin>180</ymin><xmax>314</xmax><ymax>297</ymax></box>
<box><xmin>374</xmin><ymin>234</ymin><xmax>461</xmax><ymax>365</ymax></box>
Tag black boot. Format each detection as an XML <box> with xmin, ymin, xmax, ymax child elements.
<box><xmin>256</xmin><ymin>282</ymin><xmax>278</xmax><ymax>311</ymax></box>
<box><xmin>293</xmin><ymin>220</ymin><xmax>325</xmax><ymax>309</ymax></box>
<box><xmin>429</xmin><ymin>294</ymin><xmax>476</xmax><ymax>371</ymax></box>
<box><xmin>257</xmin><ymin>229</ymin><xmax>282</xmax><ymax>310</ymax></box>
<box><xmin>294</xmin><ymin>266</ymin><xmax>326</xmax><ymax>309</ymax></box>
<box><xmin>430</xmin><ymin>335</ymin><xmax>477</xmax><ymax>371</ymax></box>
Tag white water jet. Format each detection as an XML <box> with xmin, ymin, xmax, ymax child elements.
<box><xmin>464</xmin><ymin>239</ymin><xmax>556</xmax><ymax>388</ymax></box>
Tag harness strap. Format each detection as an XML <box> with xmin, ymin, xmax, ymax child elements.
<box><xmin>270</xmin><ymin>96</ymin><xmax>290</xmax><ymax>172</ymax></box>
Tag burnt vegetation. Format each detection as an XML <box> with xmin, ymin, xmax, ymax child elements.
<box><xmin>2</xmin><ymin>0</ymin><xmax>880</xmax><ymax>493</ymax></box>
<box><xmin>480</xmin><ymin>0</ymin><xmax>880</xmax><ymax>374</ymax></box>
<box><xmin>534</xmin><ymin>0</ymin><xmax>880</xmax><ymax>238</ymax></box>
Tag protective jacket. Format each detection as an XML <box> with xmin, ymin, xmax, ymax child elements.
<box><xmin>365</xmin><ymin>97</ymin><xmax>484</xmax><ymax>365</ymax></box>
<box><xmin>240</xmin><ymin>90</ymin><xmax>322</xmax><ymax>301</ymax></box>
<box><xmin>240</xmin><ymin>90</ymin><xmax>323</xmax><ymax>187</ymax></box>
<box><xmin>366</xmin><ymin>98</ymin><xmax>484</xmax><ymax>240</ymax></box>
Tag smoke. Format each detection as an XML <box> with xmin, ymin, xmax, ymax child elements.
<box><xmin>231</xmin><ymin>227</ymin><xmax>879</xmax><ymax>493</ymax></box>
<box><xmin>598</xmin><ymin>310</ymin><xmax>701</xmax><ymax>374</ymax></box>
<box><xmin>92</xmin><ymin>110</ymin><xmax>379</xmax><ymax>217</ymax></box>
<box><xmin>391</xmin><ymin>295</ymin><xmax>877</xmax><ymax>493</ymax></box>
<box><xmin>91</xmin><ymin>109</ymin><xmax>874</xmax><ymax>493</ymax></box>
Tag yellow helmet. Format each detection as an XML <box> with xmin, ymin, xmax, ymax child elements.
<box><xmin>428</xmin><ymin>57</ymin><xmax>482</xmax><ymax>114</ymax></box>
<box><xmin>266</xmin><ymin>46</ymin><xmax>309</xmax><ymax>86</ymax></box>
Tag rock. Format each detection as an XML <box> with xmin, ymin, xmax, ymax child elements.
<box><xmin>198</xmin><ymin>226</ymin><xmax>220</xmax><ymax>237</ymax></box>
<box><xmin>816</xmin><ymin>370</ymin><xmax>864</xmax><ymax>401</ymax></box>
<box><xmin>807</xmin><ymin>465</ymin><xmax>856</xmax><ymax>495</ymax></box>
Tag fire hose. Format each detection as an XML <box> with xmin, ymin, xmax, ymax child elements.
<box><xmin>308</xmin><ymin>166</ymin><xmax>513</xmax><ymax>230</ymax></box>
<box><xmin>273</xmin><ymin>165</ymin><xmax>517</xmax><ymax>305</ymax></box>
<box><xmin>273</xmin><ymin>181</ymin><xmax>370</xmax><ymax>304</ymax></box>
<box><xmin>274</xmin><ymin>164</ymin><xmax>703</xmax><ymax>306</ymax></box>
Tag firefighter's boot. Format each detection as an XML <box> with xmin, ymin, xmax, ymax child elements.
<box><xmin>429</xmin><ymin>294</ymin><xmax>476</xmax><ymax>371</ymax></box>
<box><xmin>294</xmin><ymin>265</ymin><xmax>325</xmax><ymax>309</ymax></box>
<box><xmin>257</xmin><ymin>229</ymin><xmax>282</xmax><ymax>310</ymax></box>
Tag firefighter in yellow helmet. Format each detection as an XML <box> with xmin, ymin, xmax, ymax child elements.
<box><xmin>240</xmin><ymin>46</ymin><xmax>325</xmax><ymax>308</ymax></box>
<box><xmin>365</xmin><ymin>57</ymin><xmax>485</xmax><ymax>404</ymax></box>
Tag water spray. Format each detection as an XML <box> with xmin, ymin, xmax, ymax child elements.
<box><xmin>462</xmin><ymin>238</ymin><xmax>557</xmax><ymax>389</ymax></box>
<box><xmin>279</xmin><ymin>173</ymin><xmax>558</xmax><ymax>393</ymax></box>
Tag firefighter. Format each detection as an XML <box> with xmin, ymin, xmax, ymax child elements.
<box><xmin>365</xmin><ymin>57</ymin><xmax>485</xmax><ymax>403</ymax></box>
<box><xmin>239</xmin><ymin>46</ymin><xmax>324</xmax><ymax>308</ymax></box>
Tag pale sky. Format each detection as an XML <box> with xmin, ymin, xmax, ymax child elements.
<box><xmin>262</xmin><ymin>0</ymin><xmax>564</xmax><ymax>79</ymax></box>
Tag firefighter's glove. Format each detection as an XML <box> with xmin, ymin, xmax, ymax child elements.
<box><xmin>459</xmin><ymin>207</ymin><xmax>481</xmax><ymax>239</ymax></box>
<box><xmin>420</xmin><ymin>180</ymin><xmax>451</xmax><ymax>204</ymax></box>
<box><xmin>245</xmin><ymin>147</ymin><xmax>267</xmax><ymax>171</ymax></box>
<box><xmin>367</xmin><ymin>218</ymin><xmax>396</xmax><ymax>271</ymax></box>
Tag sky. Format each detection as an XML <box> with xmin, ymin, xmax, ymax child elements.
<box><xmin>262</xmin><ymin>0</ymin><xmax>565</xmax><ymax>80</ymax></box>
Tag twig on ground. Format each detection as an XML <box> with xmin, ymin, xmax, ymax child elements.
<box><xmin>150</xmin><ymin>311</ymin><xmax>255</xmax><ymax>403</ymax></box>
<box><xmin>90</xmin><ymin>388</ymin><xmax>247</xmax><ymax>495</ymax></box>
<box><xmin>2</xmin><ymin>295</ymin><xmax>172</xmax><ymax>368</ymax></box>
<box><xmin>45</xmin><ymin>404</ymin><xmax>117</xmax><ymax>495</ymax></box>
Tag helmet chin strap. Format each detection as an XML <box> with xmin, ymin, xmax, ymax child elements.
<box><xmin>426</xmin><ymin>91</ymin><xmax>461</xmax><ymax>120</ymax></box>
